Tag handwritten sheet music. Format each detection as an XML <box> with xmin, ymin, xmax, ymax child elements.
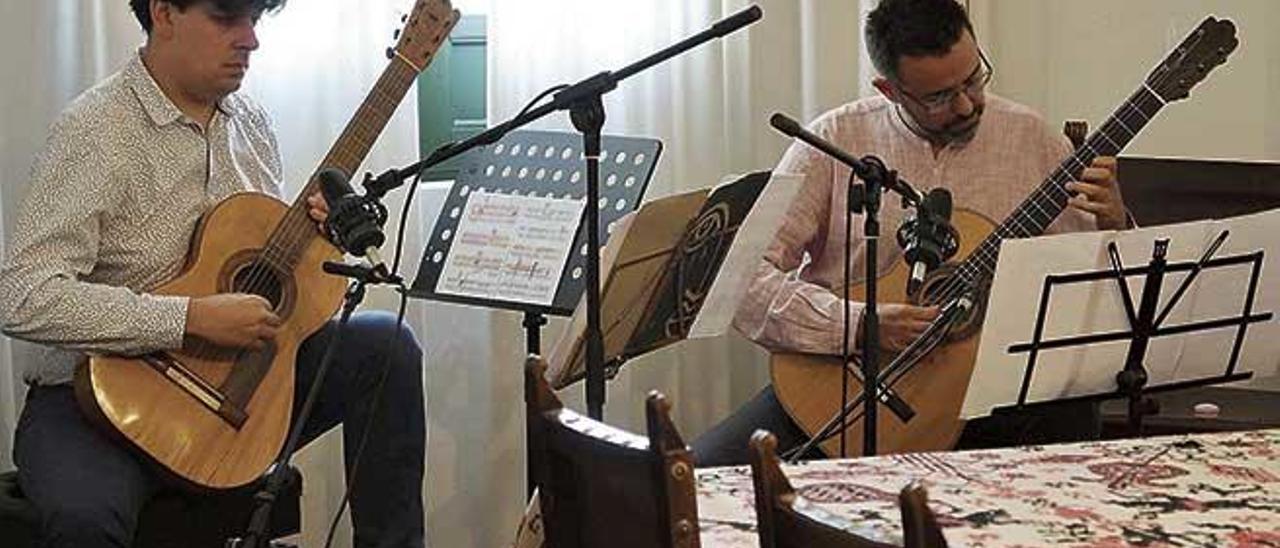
<box><xmin>435</xmin><ymin>191</ymin><xmax>585</xmax><ymax>306</ymax></box>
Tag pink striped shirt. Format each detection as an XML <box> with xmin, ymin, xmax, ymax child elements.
<box><xmin>734</xmin><ymin>94</ymin><xmax>1094</xmax><ymax>355</ymax></box>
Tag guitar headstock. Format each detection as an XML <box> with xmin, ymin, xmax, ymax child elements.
<box><xmin>390</xmin><ymin>0</ymin><xmax>461</xmax><ymax>73</ymax></box>
<box><xmin>1145</xmin><ymin>16</ymin><xmax>1238</xmax><ymax>103</ymax></box>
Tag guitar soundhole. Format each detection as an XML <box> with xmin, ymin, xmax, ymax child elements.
<box><xmin>232</xmin><ymin>261</ymin><xmax>285</xmax><ymax>311</ymax></box>
<box><xmin>916</xmin><ymin>265</ymin><xmax>960</xmax><ymax>307</ymax></box>
<box><xmin>919</xmin><ymin>265</ymin><xmax>987</xmax><ymax>340</ymax></box>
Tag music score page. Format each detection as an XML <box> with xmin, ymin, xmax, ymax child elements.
<box><xmin>436</xmin><ymin>191</ymin><xmax>585</xmax><ymax>306</ymax></box>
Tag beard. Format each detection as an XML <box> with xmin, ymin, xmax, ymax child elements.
<box><xmin>899</xmin><ymin>104</ymin><xmax>985</xmax><ymax>145</ymax></box>
<box><xmin>936</xmin><ymin>106</ymin><xmax>984</xmax><ymax>142</ymax></box>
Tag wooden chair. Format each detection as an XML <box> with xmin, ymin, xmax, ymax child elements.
<box><xmin>749</xmin><ymin>431</ymin><xmax>947</xmax><ymax>548</ymax></box>
<box><xmin>898</xmin><ymin>480</ymin><xmax>947</xmax><ymax>548</ymax></box>
<box><xmin>524</xmin><ymin>356</ymin><xmax>700</xmax><ymax>548</ymax></box>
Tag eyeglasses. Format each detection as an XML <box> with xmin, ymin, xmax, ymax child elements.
<box><xmin>894</xmin><ymin>50</ymin><xmax>993</xmax><ymax>115</ymax></box>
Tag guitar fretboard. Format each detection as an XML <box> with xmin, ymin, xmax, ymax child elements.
<box><xmin>941</xmin><ymin>84</ymin><xmax>1168</xmax><ymax>301</ymax></box>
<box><xmin>259</xmin><ymin>58</ymin><xmax>423</xmax><ymax>272</ymax></box>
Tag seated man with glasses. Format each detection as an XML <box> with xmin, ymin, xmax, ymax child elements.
<box><xmin>692</xmin><ymin>0</ymin><xmax>1130</xmax><ymax>466</ymax></box>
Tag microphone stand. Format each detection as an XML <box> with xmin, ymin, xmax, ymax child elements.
<box><xmin>767</xmin><ymin>112</ymin><xmax>924</xmax><ymax>458</ymax></box>
<box><xmin>785</xmin><ymin>153</ymin><xmax>919</xmax><ymax>461</ymax></box>
<box><xmin>230</xmin><ymin>263</ymin><xmax>401</xmax><ymax>548</ymax></box>
<box><xmin>851</xmin><ymin>156</ymin><xmax>890</xmax><ymax>457</ymax></box>
<box><xmin>360</xmin><ymin>5</ymin><xmax>763</xmax><ymax>420</ymax></box>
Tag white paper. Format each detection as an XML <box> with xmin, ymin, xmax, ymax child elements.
<box><xmin>435</xmin><ymin>191</ymin><xmax>585</xmax><ymax>306</ymax></box>
<box><xmin>961</xmin><ymin>209</ymin><xmax>1280</xmax><ymax>418</ymax></box>
<box><xmin>688</xmin><ymin>173</ymin><xmax>803</xmax><ymax>339</ymax></box>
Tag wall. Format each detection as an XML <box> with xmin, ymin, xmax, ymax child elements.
<box><xmin>972</xmin><ymin>0</ymin><xmax>1279</xmax><ymax>161</ymax></box>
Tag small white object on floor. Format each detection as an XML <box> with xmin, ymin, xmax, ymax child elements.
<box><xmin>1193</xmin><ymin>402</ymin><xmax>1221</xmax><ymax>418</ymax></box>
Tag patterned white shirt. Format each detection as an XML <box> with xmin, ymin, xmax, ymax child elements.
<box><xmin>0</xmin><ymin>52</ymin><xmax>283</xmax><ymax>385</ymax></box>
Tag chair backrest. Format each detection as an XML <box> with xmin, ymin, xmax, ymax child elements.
<box><xmin>898</xmin><ymin>483</ymin><xmax>947</xmax><ymax>548</ymax></box>
<box><xmin>524</xmin><ymin>356</ymin><xmax>700</xmax><ymax>548</ymax></box>
<box><xmin>748</xmin><ymin>431</ymin><xmax>947</xmax><ymax>548</ymax></box>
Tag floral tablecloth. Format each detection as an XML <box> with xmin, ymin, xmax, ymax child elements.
<box><xmin>697</xmin><ymin>429</ymin><xmax>1280</xmax><ymax>547</ymax></box>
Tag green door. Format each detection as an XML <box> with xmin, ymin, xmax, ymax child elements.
<box><xmin>417</xmin><ymin>14</ymin><xmax>486</xmax><ymax>181</ymax></box>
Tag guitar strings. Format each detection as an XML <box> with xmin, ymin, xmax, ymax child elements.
<box><xmin>924</xmin><ymin>84</ymin><xmax>1164</xmax><ymax>309</ymax></box>
<box><xmin>237</xmin><ymin>62</ymin><xmax>412</xmax><ymax>302</ymax></box>
<box><xmin>184</xmin><ymin>62</ymin><xmax>414</xmax><ymax>362</ymax></box>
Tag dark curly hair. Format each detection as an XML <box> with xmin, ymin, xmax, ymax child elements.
<box><xmin>865</xmin><ymin>0</ymin><xmax>974</xmax><ymax>81</ymax></box>
<box><xmin>129</xmin><ymin>0</ymin><xmax>286</xmax><ymax>33</ymax></box>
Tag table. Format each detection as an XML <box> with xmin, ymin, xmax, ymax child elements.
<box><xmin>1100</xmin><ymin>387</ymin><xmax>1280</xmax><ymax>438</ymax></box>
<box><xmin>697</xmin><ymin>429</ymin><xmax>1280</xmax><ymax>546</ymax></box>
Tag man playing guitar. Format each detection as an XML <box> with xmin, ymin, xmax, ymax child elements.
<box><xmin>693</xmin><ymin>0</ymin><xmax>1131</xmax><ymax>466</ymax></box>
<box><xmin>0</xmin><ymin>1</ymin><xmax>427</xmax><ymax>546</ymax></box>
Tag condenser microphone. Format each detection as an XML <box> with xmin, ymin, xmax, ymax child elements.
<box><xmin>317</xmin><ymin>168</ymin><xmax>389</xmax><ymax>275</ymax></box>
<box><xmin>711</xmin><ymin>5</ymin><xmax>763</xmax><ymax>38</ymax></box>
<box><xmin>899</xmin><ymin>188</ymin><xmax>958</xmax><ymax>297</ymax></box>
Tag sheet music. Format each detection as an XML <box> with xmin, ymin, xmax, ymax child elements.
<box><xmin>435</xmin><ymin>191</ymin><xmax>585</xmax><ymax>306</ymax></box>
<box><xmin>961</xmin><ymin>209</ymin><xmax>1280</xmax><ymax>419</ymax></box>
<box><xmin>688</xmin><ymin>173</ymin><xmax>802</xmax><ymax>338</ymax></box>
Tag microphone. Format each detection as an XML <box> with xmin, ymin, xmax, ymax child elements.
<box><xmin>769</xmin><ymin>112</ymin><xmax>923</xmax><ymax>205</ymax></box>
<box><xmin>769</xmin><ymin>113</ymin><xmax>871</xmax><ymax>178</ymax></box>
<box><xmin>316</xmin><ymin>168</ymin><xmax>390</xmax><ymax>275</ymax></box>
<box><xmin>711</xmin><ymin>5</ymin><xmax>763</xmax><ymax>38</ymax></box>
<box><xmin>897</xmin><ymin>188</ymin><xmax>959</xmax><ymax>297</ymax></box>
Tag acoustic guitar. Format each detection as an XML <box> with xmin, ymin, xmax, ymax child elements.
<box><xmin>771</xmin><ymin>17</ymin><xmax>1239</xmax><ymax>457</ymax></box>
<box><xmin>73</xmin><ymin>0</ymin><xmax>459</xmax><ymax>490</ymax></box>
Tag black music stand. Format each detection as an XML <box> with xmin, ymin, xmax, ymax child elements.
<box><xmin>994</xmin><ymin>230</ymin><xmax>1273</xmax><ymax>437</ymax></box>
<box><xmin>409</xmin><ymin>130</ymin><xmax>661</xmax><ymax>356</ymax></box>
<box><xmin>409</xmin><ymin>130</ymin><xmax>658</xmax><ymax>499</ymax></box>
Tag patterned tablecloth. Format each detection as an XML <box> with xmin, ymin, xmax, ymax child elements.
<box><xmin>697</xmin><ymin>429</ymin><xmax>1280</xmax><ymax>547</ymax></box>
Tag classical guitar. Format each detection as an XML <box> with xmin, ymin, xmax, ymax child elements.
<box><xmin>771</xmin><ymin>17</ymin><xmax>1238</xmax><ymax>457</ymax></box>
<box><xmin>73</xmin><ymin>0</ymin><xmax>459</xmax><ymax>490</ymax></box>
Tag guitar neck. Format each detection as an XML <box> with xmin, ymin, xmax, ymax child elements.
<box><xmin>266</xmin><ymin>58</ymin><xmax>422</xmax><ymax>269</ymax></box>
<box><xmin>952</xmin><ymin>84</ymin><xmax>1168</xmax><ymax>289</ymax></box>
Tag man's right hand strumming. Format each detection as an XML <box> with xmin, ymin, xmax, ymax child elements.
<box><xmin>185</xmin><ymin>293</ymin><xmax>282</xmax><ymax>350</ymax></box>
<box><xmin>860</xmin><ymin>303</ymin><xmax>940</xmax><ymax>353</ymax></box>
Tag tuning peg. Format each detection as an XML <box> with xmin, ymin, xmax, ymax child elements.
<box><xmin>401</xmin><ymin>14</ymin><xmax>408</xmax><ymax>22</ymax></box>
<box><xmin>394</xmin><ymin>29</ymin><xmax>401</xmax><ymax>40</ymax></box>
<box><xmin>386</xmin><ymin>47</ymin><xmax>395</xmax><ymax>59</ymax></box>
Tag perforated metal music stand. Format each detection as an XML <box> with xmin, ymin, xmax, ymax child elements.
<box><xmin>409</xmin><ymin>130</ymin><xmax>661</xmax><ymax>348</ymax></box>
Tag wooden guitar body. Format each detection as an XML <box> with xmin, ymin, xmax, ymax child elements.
<box><xmin>77</xmin><ymin>194</ymin><xmax>345</xmax><ymax>489</ymax></box>
<box><xmin>771</xmin><ymin>208</ymin><xmax>996</xmax><ymax>457</ymax></box>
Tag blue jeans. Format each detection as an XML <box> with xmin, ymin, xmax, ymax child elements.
<box><xmin>13</xmin><ymin>310</ymin><xmax>426</xmax><ymax>548</ymax></box>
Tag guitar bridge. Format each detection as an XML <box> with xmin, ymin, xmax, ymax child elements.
<box><xmin>143</xmin><ymin>354</ymin><xmax>248</xmax><ymax>429</ymax></box>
